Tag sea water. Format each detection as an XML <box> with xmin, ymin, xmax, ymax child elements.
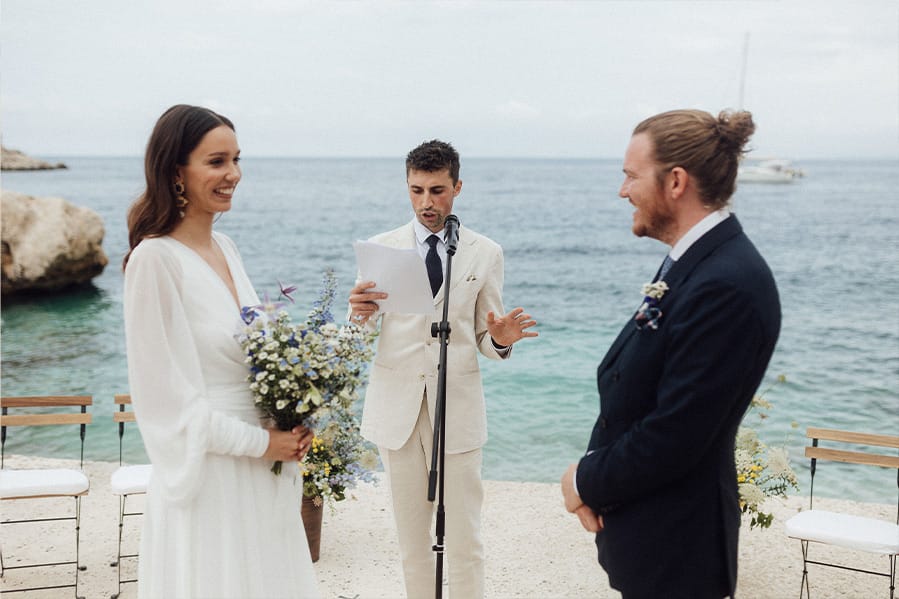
<box><xmin>2</xmin><ymin>157</ymin><xmax>897</xmax><ymax>503</ymax></box>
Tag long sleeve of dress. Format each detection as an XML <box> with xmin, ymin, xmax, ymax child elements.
<box><xmin>124</xmin><ymin>240</ymin><xmax>269</xmax><ymax>505</ymax></box>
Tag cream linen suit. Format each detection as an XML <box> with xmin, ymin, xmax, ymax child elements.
<box><xmin>360</xmin><ymin>219</ymin><xmax>507</xmax><ymax>598</ymax></box>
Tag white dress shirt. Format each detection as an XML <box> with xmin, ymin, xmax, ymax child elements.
<box><xmin>413</xmin><ymin>219</ymin><xmax>448</xmax><ymax>267</ymax></box>
<box><xmin>668</xmin><ymin>208</ymin><xmax>731</xmax><ymax>261</ymax></box>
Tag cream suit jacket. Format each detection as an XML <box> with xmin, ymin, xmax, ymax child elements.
<box><xmin>359</xmin><ymin>220</ymin><xmax>507</xmax><ymax>453</ymax></box>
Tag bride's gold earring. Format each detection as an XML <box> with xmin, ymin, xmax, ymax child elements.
<box><xmin>174</xmin><ymin>181</ymin><xmax>188</xmax><ymax>218</ymax></box>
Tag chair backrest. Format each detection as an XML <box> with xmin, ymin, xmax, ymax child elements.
<box><xmin>804</xmin><ymin>427</ymin><xmax>899</xmax><ymax>519</ymax></box>
<box><xmin>0</xmin><ymin>396</ymin><xmax>93</xmax><ymax>468</ymax></box>
<box><xmin>114</xmin><ymin>394</ymin><xmax>136</xmax><ymax>465</ymax></box>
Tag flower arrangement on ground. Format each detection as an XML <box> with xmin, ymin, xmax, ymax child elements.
<box><xmin>735</xmin><ymin>374</ymin><xmax>799</xmax><ymax>529</ymax></box>
<box><xmin>302</xmin><ymin>404</ymin><xmax>379</xmax><ymax>510</ymax></box>
<box><xmin>238</xmin><ymin>270</ymin><xmax>376</xmax><ymax>474</ymax></box>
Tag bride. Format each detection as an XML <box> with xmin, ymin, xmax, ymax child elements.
<box><xmin>123</xmin><ymin>104</ymin><xmax>320</xmax><ymax>598</ymax></box>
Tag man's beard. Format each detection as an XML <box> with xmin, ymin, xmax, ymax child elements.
<box><xmin>634</xmin><ymin>201</ymin><xmax>676</xmax><ymax>243</ymax></box>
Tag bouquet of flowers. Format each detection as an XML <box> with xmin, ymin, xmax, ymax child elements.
<box><xmin>302</xmin><ymin>405</ymin><xmax>379</xmax><ymax>510</ymax></box>
<box><xmin>735</xmin><ymin>374</ymin><xmax>800</xmax><ymax>529</ymax></box>
<box><xmin>238</xmin><ymin>270</ymin><xmax>376</xmax><ymax>474</ymax></box>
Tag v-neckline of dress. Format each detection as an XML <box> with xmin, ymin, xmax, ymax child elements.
<box><xmin>166</xmin><ymin>233</ymin><xmax>243</xmax><ymax>312</ymax></box>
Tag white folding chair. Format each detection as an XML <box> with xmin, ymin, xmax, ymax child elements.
<box><xmin>109</xmin><ymin>393</ymin><xmax>151</xmax><ymax>598</ymax></box>
<box><xmin>785</xmin><ymin>427</ymin><xmax>899</xmax><ymax>598</ymax></box>
<box><xmin>0</xmin><ymin>395</ymin><xmax>92</xmax><ymax>597</ymax></box>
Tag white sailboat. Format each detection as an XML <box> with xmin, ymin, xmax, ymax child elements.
<box><xmin>735</xmin><ymin>33</ymin><xmax>804</xmax><ymax>184</ymax></box>
<box><xmin>738</xmin><ymin>158</ymin><xmax>804</xmax><ymax>183</ymax></box>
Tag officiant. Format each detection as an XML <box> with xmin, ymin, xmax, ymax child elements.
<box><xmin>348</xmin><ymin>139</ymin><xmax>537</xmax><ymax>598</ymax></box>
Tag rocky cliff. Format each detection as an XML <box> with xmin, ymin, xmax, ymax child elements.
<box><xmin>1</xmin><ymin>146</ymin><xmax>67</xmax><ymax>170</ymax></box>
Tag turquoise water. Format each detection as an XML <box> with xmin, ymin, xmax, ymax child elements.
<box><xmin>2</xmin><ymin>157</ymin><xmax>897</xmax><ymax>503</ymax></box>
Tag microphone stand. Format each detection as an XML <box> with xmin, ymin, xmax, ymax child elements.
<box><xmin>428</xmin><ymin>230</ymin><xmax>456</xmax><ymax>599</ymax></box>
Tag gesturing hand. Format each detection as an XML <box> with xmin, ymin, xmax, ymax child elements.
<box><xmin>487</xmin><ymin>307</ymin><xmax>538</xmax><ymax>347</ymax></box>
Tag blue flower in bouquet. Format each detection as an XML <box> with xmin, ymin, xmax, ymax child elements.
<box><xmin>237</xmin><ymin>269</ymin><xmax>377</xmax><ymax>474</ymax></box>
<box><xmin>307</xmin><ymin>269</ymin><xmax>337</xmax><ymax>329</ymax></box>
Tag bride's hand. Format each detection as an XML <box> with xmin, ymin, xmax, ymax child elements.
<box><xmin>263</xmin><ymin>427</ymin><xmax>312</xmax><ymax>462</ymax></box>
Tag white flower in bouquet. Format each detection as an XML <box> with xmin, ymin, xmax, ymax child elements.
<box><xmin>736</xmin><ymin>375</ymin><xmax>799</xmax><ymax>529</ymax></box>
<box><xmin>237</xmin><ymin>270</ymin><xmax>376</xmax><ymax>474</ymax></box>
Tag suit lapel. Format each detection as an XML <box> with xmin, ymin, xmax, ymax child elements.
<box><xmin>434</xmin><ymin>226</ymin><xmax>476</xmax><ymax>307</ymax></box>
<box><xmin>598</xmin><ymin>216</ymin><xmax>744</xmax><ymax>372</ymax></box>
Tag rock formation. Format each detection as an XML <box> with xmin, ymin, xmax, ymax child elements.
<box><xmin>1</xmin><ymin>191</ymin><xmax>108</xmax><ymax>295</ymax></box>
<box><xmin>1</xmin><ymin>145</ymin><xmax>67</xmax><ymax>170</ymax></box>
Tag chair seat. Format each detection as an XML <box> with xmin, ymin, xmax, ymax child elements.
<box><xmin>110</xmin><ymin>464</ymin><xmax>152</xmax><ymax>495</ymax></box>
<box><xmin>786</xmin><ymin>509</ymin><xmax>899</xmax><ymax>555</ymax></box>
<box><xmin>0</xmin><ymin>468</ymin><xmax>90</xmax><ymax>498</ymax></box>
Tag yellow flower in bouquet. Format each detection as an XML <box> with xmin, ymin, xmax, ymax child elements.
<box><xmin>302</xmin><ymin>406</ymin><xmax>379</xmax><ymax>510</ymax></box>
<box><xmin>736</xmin><ymin>375</ymin><xmax>799</xmax><ymax>529</ymax></box>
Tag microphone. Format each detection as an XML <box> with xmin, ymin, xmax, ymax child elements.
<box><xmin>444</xmin><ymin>214</ymin><xmax>460</xmax><ymax>255</ymax></box>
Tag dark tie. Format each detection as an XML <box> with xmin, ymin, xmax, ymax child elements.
<box><xmin>658</xmin><ymin>255</ymin><xmax>674</xmax><ymax>281</ymax></box>
<box><xmin>426</xmin><ymin>235</ymin><xmax>442</xmax><ymax>296</ymax></box>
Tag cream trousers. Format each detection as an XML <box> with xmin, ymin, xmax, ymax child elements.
<box><xmin>379</xmin><ymin>397</ymin><xmax>484</xmax><ymax>599</ymax></box>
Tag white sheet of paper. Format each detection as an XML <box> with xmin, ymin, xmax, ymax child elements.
<box><xmin>353</xmin><ymin>240</ymin><xmax>435</xmax><ymax>314</ymax></box>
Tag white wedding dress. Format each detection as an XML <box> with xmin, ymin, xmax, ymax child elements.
<box><xmin>124</xmin><ymin>231</ymin><xmax>320</xmax><ymax>599</ymax></box>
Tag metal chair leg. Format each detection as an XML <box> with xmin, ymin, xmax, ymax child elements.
<box><xmin>799</xmin><ymin>540</ymin><xmax>810</xmax><ymax>599</ymax></box>
<box><xmin>0</xmin><ymin>496</ymin><xmax>85</xmax><ymax>595</ymax></box>
<box><xmin>75</xmin><ymin>495</ymin><xmax>86</xmax><ymax>599</ymax></box>
<box><xmin>115</xmin><ymin>494</ymin><xmax>126</xmax><ymax>598</ymax></box>
<box><xmin>110</xmin><ymin>492</ymin><xmax>141</xmax><ymax>596</ymax></box>
<box><xmin>889</xmin><ymin>553</ymin><xmax>895</xmax><ymax>599</ymax></box>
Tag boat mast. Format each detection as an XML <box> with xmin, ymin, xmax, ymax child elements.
<box><xmin>738</xmin><ymin>32</ymin><xmax>749</xmax><ymax>110</ymax></box>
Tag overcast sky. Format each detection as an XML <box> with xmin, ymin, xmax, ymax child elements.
<box><xmin>2</xmin><ymin>0</ymin><xmax>897</xmax><ymax>159</ymax></box>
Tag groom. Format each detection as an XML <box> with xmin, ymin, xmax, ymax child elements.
<box><xmin>349</xmin><ymin>139</ymin><xmax>537</xmax><ymax>598</ymax></box>
<box><xmin>562</xmin><ymin>109</ymin><xmax>781</xmax><ymax>599</ymax></box>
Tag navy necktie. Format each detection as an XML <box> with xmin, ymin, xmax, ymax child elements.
<box><xmin>658</xmin><ymin>255</ymin><xmax>674</xmax><ymax>281</ymax></box>
<box><xmin>426</xmin><ymin>235</ymin><xmax>442</xmax><ymax>296</ymax></box>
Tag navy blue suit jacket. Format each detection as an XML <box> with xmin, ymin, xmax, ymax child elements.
<box><xmin>576</xmin><ymin>215</ymin><xmax>780</xmax><ymax>599</ymax></box>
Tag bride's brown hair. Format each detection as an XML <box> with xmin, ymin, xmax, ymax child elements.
<box><xmin>123</xmin><ymin>104</ymin><xmax>234</xmax><ymax>269</ymax></box>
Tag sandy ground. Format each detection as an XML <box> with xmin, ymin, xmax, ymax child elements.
<box><xmin>1</xmin><ymin>455</ymin><xmax>895</xmax><ymax>598</ymax></box>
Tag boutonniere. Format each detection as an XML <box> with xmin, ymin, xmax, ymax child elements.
<box><xmin>635</xmin><ymin>281</ymin><xmax>669</xmax><ymax>330</ymax></box>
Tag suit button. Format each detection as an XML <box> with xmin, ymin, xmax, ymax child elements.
<box><xmin>419</xmin><ymin>374</ymin><xmax>426</xmax><ymax>381</ymax></box>
<box><xmin>600</xmin><ymin>417</ymin><xmax>608</xmax><ymax>429</ymax></box>
<box><xmin>612</xmin><ymin>371</ymin><xmax>620</xmax><ymax>382</ymax></box>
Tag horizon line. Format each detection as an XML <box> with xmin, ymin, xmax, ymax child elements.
<box><xmin>6</xmin><ymin>154</ymin><xmax>898</xmax><ymax>163</ymax></box>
